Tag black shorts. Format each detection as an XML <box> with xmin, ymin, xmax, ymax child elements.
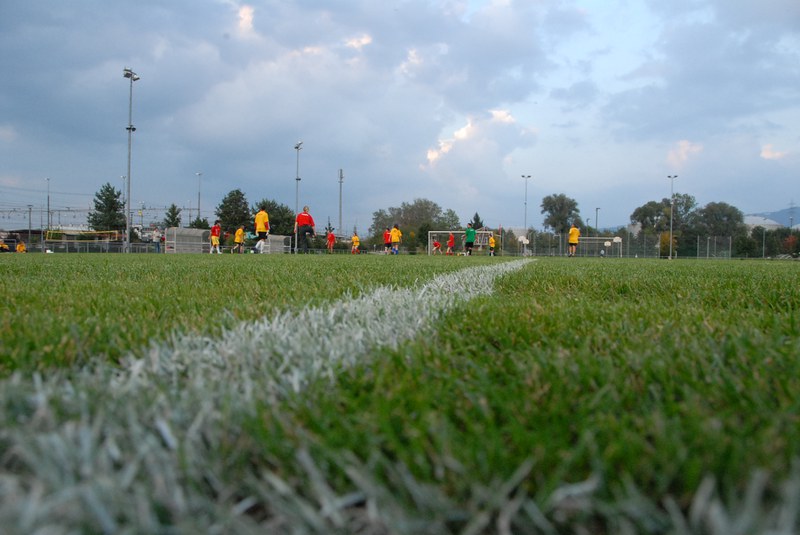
<box><xmin>258</xmin><ymin>231</ymin><xmax>268</xmax><ymax>239</ymax></box>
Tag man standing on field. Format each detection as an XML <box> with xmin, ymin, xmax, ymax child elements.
<box><xmin>568</xmin><ymin>222</ymin><xmax>580</xmax><ymax>257</ymax></box>
<box><xmin>294</xmin><ymin>205</ymin><xmax>316</xmax><ymax>253</ymax></box>
<box><xmin>210</xmin><ymin>220</ymin><xmax>222</xmax><ymax>254</ymax></box>
<box><xmin>464</xmin><ymin>223</ymin><xmax>476</xmax><ymax>256</ymax></box>
<box><xmin>255</xmin><ymin>206</ymin><xmax>270</xmax><ymax>252</ymax></box>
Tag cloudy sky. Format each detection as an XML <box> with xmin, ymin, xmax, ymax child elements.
<box><xmin>1</xmin><ymin>0</ymin><xmax>798</xmax><ymax>234</ymax></box>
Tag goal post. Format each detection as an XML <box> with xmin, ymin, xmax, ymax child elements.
<box><xmin>427</xmin><ymin>230</ymin><xmax>495</xmax><ymax>255</ymax></box>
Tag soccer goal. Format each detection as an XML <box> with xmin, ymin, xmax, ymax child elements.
<box><xmin>427</xmin><ymin>230</ymin><xmax>494</xmax><ymax>255</ymax></box>
<box><xmin>44</xmin><ymin>229</ymin><xmax>123</xmax><ymax>253</ymax></box>
<box><xmin>576</xmin><ymin>236</ymin><xmax>623</xmax><ymax>257</ymax></box>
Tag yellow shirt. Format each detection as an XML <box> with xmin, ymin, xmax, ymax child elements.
<box><xmin>489</xmin><ymin>236</ymin><xmax>495</xmax><ymax>248</ymax></box>
<box><xmin>255</xmin><ymin>210</ymin><xmax>269</xmax><ymax>233</ymax></box>
<box><xmin>390</xmin><ymin>228</ymin><xmax>402</xmax><ymax>243</ymax></box>
<box><xmin>352</xmin><ymin>235</ymin><xmax>360</xmax><ymax>247</ymax></box>
<box><xmin>568</xmin><ymin>226</ymin><xmax>580</xmax><ymax>244</ymax></box>
<box><xmin>234</xmin><ymin>228</ymin><xmax>245</xmax><ymax>243</ymax></box>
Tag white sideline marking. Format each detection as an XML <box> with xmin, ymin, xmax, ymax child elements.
<box><xmin>127</xmin><ymin>259</ymin><xmax>532</xmax><ymax>398</ymax></box>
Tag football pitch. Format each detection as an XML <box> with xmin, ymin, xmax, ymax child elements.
<box><xmin>1</xmin><ymin>253</ymin><xmax>799</xmax><ymax>533</ymax></box>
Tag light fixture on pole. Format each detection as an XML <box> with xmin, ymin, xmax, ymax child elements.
<box><xmin>123</xmin><ymin>67</ymin><xmax>140</xmax><ymax>253</ymax></box>
<box><xmin>668</xmin><ymin>175</ymin><xmax>678</xmax><ymax>259</ymax></box>
<box><xmin>294</xmin><ymin>141</ymin><xmax>303</xmax><ymax>253</ymax></box>
<box><xmin>195</xmin><ymin>171</ymin><xmax>203</xmax><ymax>223</ymax></box>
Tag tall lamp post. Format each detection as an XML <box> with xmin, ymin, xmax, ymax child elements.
<box><xmin>195</xmin><ymin>171</ymin><xmax>203</xmax><ymax>224</ymax></box>
<box><xmin>338</xmin><ymin>168</ymin><xmax>344</xmax><ymax>237</ymax></box>
<box><xmin>668</xmin><ymin>175</ymin><xmax>678</xmax><ymax>259</ymax></box>
<box><xmin>595</xmin><ymin>207</ymin><xmax>600</xmax><ymax>235</ymax></box>
<box><xmin>123</xmin><ymin>67</ymin><xmax>140</xmax><ymax>253</ymax></box>
<box><xmin>522</xmin><ymin>175</ymin><xmax>531</xmax><ymax>255</ymax></box>
<box><xmin>46</xmin><ymin>177</ymin><xmax>51</xmax><ymax>232</ymax></box>
<box><xmin>294</xmin><ymin>141</ymin><xmax>303</xmax><ymax>253</ymax></box>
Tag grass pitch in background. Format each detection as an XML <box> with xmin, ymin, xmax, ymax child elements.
<box><xmin>0</xmin><ymin>254</ymin><xmax>484</xmax><ymax>373</ymax></box>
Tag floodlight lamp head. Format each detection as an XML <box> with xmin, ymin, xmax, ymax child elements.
<box><xmin>294</xmin><ymin>141</ymin><xmax>303</xmax><ymax>150</ymax></box>
<box><xmin>123</xmin><ymin>68</ymin><xmax>140</xmax><ymax>81</ymax></box>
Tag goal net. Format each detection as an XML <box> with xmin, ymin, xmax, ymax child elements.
<box><xmin>427</xmin><ymin>230</ymin><xmax>495</xmax><ymax>255</ymax></box>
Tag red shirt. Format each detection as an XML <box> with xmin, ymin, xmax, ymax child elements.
<box><xmin>326</xmin><ymin>233</ymin><xmax>335</xmax><ymax>245</ymax></box>
<box><xmin>383</xmin><ymin>230</ymin><xmax>391</xmax><ymax>243</ymax></box>
<box><xmin>210</xmin><ymin>224</ymin><xmax>221</xmax><ymax>237</ymax></box>
<box><xmin>296</xmin><ymin>212</ymin><xmax>315</xmax><ymax>227</ymax></box>
<box><xmin>447</xmin><ymin>234</ymin><xmax>455</xmax><ymax>247</ymax></box>
<box><xmin>433</xmin><ymin>241</ymin><xmax>441</xmax><ymax>248</ymax></box>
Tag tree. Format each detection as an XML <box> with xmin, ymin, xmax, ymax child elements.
<box><xmin>540</xmin><ymin>194</ymin><xmax>580</xmax><ymax>234</ymax></box>
<box><xmin>215</xmin><ymin>189</ymin><xmax>250</xmax><ymax>232</ymax></box>
<box><xmin>163</xmin><ymin>203</ymin><xmax>182</xmax><ymax>228</ymax></box>
<box><xmin>87</xmin><ymin>183</ymin><xmax>125</xmax><ymax>231</ymax></box>
<box><xmin>469</xmin><ymin>212</ymin><xmax>484</xmax><ymax>229</ymax></box>
<box><xmin>693</xmin><ymin>202</ymin><xmax>744</xmax><ymax>237</ymax></box>
<box><xmin>630</xmin><ymin>200</ymin><xmax>668</xmax><ymax>232</ymax></box>
<box><xmin>253</xmin><ymin>198</ymin><xmax>294</xmax><ymax>236</ymax></box>
<box><xmin>438</xmin><ymin>209</ymin><xmax>461</xmax><ymax>230</ymax></box>
<box><xmin>189</xmin><ymin>217</ymin><xmax>210</xmax><ymax>229</ymax></box>
<box><xmin>369</xmin><ymin>198</ymin><xmax>461</xmax><ymax>241</ymax></box>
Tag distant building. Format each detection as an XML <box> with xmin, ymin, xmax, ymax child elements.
<box><xmin>744</xmin><ymin>215</ymin><xmax>782</xmax><ymax>231</ymax></box>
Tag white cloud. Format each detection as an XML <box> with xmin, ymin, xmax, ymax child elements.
<box><xmin>667</xmin><ymin>140</ymin><xmax>703</xmax><ymax>169</ymax></box>
<box><xmin>760</xmin><ymin>144</ymin><xmax>788</xmax><ymax>160</ymax></box>
<box><xmin>238</xmin><ymin>5</ymin><xmax>255</xmax><ymax>35</ymax></box>
<box><xmin>345</xmin><ymin>34</ymin><xmax>372</xmax><ymax>50</ymax></box>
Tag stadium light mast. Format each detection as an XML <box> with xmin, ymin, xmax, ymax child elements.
<box><xmin>46</xmin><ymin>177</ymin><xmax>51</xmax><ymax>232</ymax></box>
<box><xmin>668</xmin><ymin>175</ymin><xmax>678</xmax><ymax>259</ymax></box>
<box><xmin>123</xmin><ymin>67</ymin><xmax>140</xmax><ymax>253</ymax></box>
<box><xmin>338</xmin><ymin>168</ymin><xmax>344</xmax><ymax>237</ymax></box>
<box><xmin>595</xmin><ymin>207</ymin><xmax>600</xmax><ymax>235</ymax></box>
<box><xmin>195</xmin><ymin>171</ymin><xmax>203</xmax><ymax>223</ymax></box>
<box><xmin>294</xmin><ymin>141</ymin><xmax>303</xmax><ymax>253</ymax></box>
<box><xmin>522</xmin><ymin>175</ymin><xmax>531</xmax><ymax>255</ymax></box>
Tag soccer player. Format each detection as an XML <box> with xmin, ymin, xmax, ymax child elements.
<box><xmin>254</xmin><ymin>206</ymin><xmax>270</xmax><ymax>252</ymax></box>
<box><xmin>390</xmin><ymin>224</ymin><xmax>402</xmax><ymax>254</ymax></box>
<box><xmin>294</xmin><ymin>205</ymin><xmax>316</xmax><ymax>253</ymax></box>
<box><xmin>488</xmin><ymin>234</ymin><xmax>496</xmax><ymax>256</ymax></box>
<box><xmin>432</xmin><ymin>239</ymin><xmax>442</xmax><ymax>254</ymax></box>
<box><xmin>568</xmin><ymin>222</ymin><xmax>580</xmax><ymax>257</ymax></box>
<box><xmin>326</xmin><ymin>231</ymin><xmax>336</xmax><ymax>253</ymax></box>
<box><xmin>464</xmin><ymin>223</ymin><xmax>476</xmax><ymax>256</ymax></box>
<box><xmin>233</xmin><ymin>225</ymin><xmax>245</xmax><ymax>254</ymax></box>
<box><xmin>383</xmin><ymin>227</ymin><xmax>392</xmax><ymax>254</ymax></box>
<box><xmin>446</xmin><ymin>232</ymin><xmax>455</xmax><ymax>255</ymax></box>
<box><xmin>209</xmin><ymin>220</ymin><xmax>222</xmax><ymax>254</ymax></box>
<box><xmin>351</xmin><ymin>232</ymin><xmax>360</xmax><ymax>254</ymax></box>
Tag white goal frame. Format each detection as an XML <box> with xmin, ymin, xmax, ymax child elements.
<box><xmin>427</xmin><ymin>230</ymin><xmax>494</xmax><ymax>255</ymax></box>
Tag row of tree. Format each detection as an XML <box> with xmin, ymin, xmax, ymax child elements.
<box><xmin>87</xmin><ymin>182</ymin><xmax>797</xmax><ymax>256</ymax></box>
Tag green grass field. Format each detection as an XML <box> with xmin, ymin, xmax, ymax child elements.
<box><xmin>1</xmin><ymin>254</ymin><xmax>799</xmax><ymax>533</ymax></box>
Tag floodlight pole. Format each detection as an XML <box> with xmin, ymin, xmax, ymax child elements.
<box><xmin>123</xmin><ymin>67</ymin><xmax>140</xmax><ymax>253</ymax></box>
<box><xmin>668</xmin><ymin>175</ymin><xmax>678</xmax><ymax>259</ymax></box>
<box><xmin>338</xmin><ymin>169</ymin><xmax>344</xmax><ymax>237</ymax></box>
<box><xmin>595</xmin><ymin>207</ymin><xmax>600</xmax><ymax>236</ymax></box>
<box><xmin>522</xmin><ymin>175</ymin><xmax>531</xmax><ymax>255</ymax></box>
<box><xmin>196</xmin><ymin>172</ymin><xmax>202</xmax><ymax>224</ymax></box>
<box><xmin>46</xmin><ymin>177</ymin><xmax>51</xmax><ymax>232</ymax></box>
<box><xmin>294</xmin><ymin>141</ymin><xmax>303</xmax><ymax>253</ymax></box>
<box><xmin>27</xmin><ymin>204</ymin><xmax>32</xmax><ymax>246</ymax></box>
